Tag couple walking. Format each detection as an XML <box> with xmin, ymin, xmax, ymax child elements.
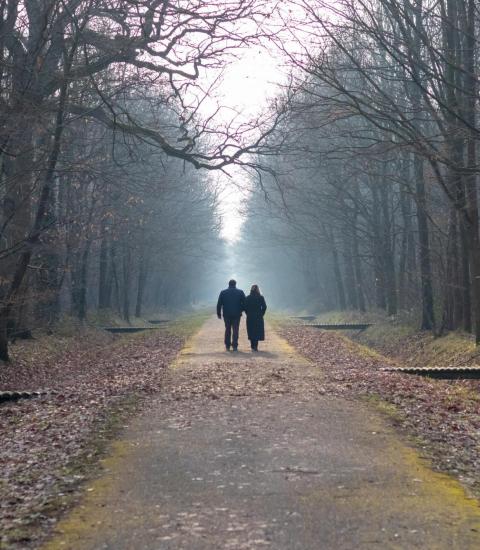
<box><xmin>217</xmin><ymin>279</ymin><xmax>267</xmax><ymax>351</ymax></box>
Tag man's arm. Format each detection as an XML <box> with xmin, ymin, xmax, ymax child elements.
<box><xmin>240</xmin><ymin>290</ymin><xmax>246</xmax><ymax>312</ymax></box>
<box><xmin>217</xmin><ymin>292</ymin><xmax>223</xmax><ymax>319</ymax></box>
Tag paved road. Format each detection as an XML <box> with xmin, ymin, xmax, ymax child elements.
<box><xmin>44</xmin><ymin>317</ymin><xmax>480</xmax><ymax>549</ymax></box>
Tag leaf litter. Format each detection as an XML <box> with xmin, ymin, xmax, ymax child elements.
<box><xmin>281</xmin><ymin>326</ymin><xmax>480</xmax><ymax>498</ymax></box>
<box><xmin>0</xmin><ymin>329</ymin><xmax>184</xmax><ymax>548</ymax></box>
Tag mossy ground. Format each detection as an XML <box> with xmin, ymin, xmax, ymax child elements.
<box><xmin>300</xmin><ymin>309</ymin><xmax>478</xmax><ymax>370</ymax></box>
<box><xmin>1</xmin><ymin>312</ymin><xmax>206</xmax><ymax>549</ymax></box>
<box><xmin>164</xmin><ymin>310</ymin><xmax>211</xmax><ymax>339</ymax></box>
<box><xmin>3</xmin><ymin>396</ymin><xmax>140</xmax><ymax>548</ymax></box>
<box><xmin>281</xmin><ymin>310</ymin><xmax>480</xmax><ymax>500</ymax></box>
<box><xmin>311</xmin><ymin>311</ymin><xmax>480</xmax><ymax>408</ymax></box>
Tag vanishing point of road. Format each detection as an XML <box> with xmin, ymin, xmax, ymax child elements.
<box><xmin>44</xmin><ymin>317</ymin><xmax>480</xmax><ymax>549</ymax></box>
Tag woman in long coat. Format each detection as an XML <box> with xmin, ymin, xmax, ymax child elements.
<box><xmin>244</xmin><ymin>284</ymin><xmax>267</xmax><ymax>351</ymax></box>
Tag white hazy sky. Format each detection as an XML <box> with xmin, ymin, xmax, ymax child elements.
<box><xmin>208</xmin><ymin>47</ymin><xmax>284</xmax><ymax>242</ymax></box>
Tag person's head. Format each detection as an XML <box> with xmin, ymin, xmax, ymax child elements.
<box><xmin>228</xmin><ymin>279</ymin><xmax>237</xmax><ymax>287</ymax></box>
<box><xmin>250</xmin><ymin>284</ymin><xmax>260</xmax><ymax>295</ymax></box>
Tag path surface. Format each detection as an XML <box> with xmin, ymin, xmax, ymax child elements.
<box><xmin>44</xmin><ymin>317</ymin><xmax>480</xmax><ymax>549</ymax></box>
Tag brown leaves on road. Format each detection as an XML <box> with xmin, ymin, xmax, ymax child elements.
<box><xmin>282</xmin><ymin>326</ymin><xmax>480</xmax><ymax>497</ymax></box>
<box><xmin>3</xmin><ymin>321</ymin><xmax>480</xmax><ymax>547</ymax></box>
<box><xmin>0</xmin><ymin>329</ymin><xmax>184</xmax><ymax>549</ymax></box>
<box><xmin>163</xmin><ymin>359</ymin><xmax>326</xmax><ymax>402</ymax></box>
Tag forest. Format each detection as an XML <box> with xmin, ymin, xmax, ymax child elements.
<box><xmin>0</xmin><ymin>0</ymin><xmax>272</xmax><ymax>361</ymax></box>
<box><xmin>2</xmin><ymin>1</ymin><xmax>480</xmax><ymax>548</ymax></box>
<box><xmin>2</xmin><ymin>0</ymin><xmax>480</xmax><ymax>361</ymax></box>
<box><xmin>240</xmin><ymin>0</ymin><xmax>480</xmax><ymax>341</ymax></box>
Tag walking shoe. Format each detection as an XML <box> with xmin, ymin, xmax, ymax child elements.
<box><xmin>232</xmin><ymin>346</ymin><xmax>238</xmax><ymax>352</ymax></box>
<box><xmin>226</xmin><ymin>346</ymin><xmax>231</xmax><ymax>351</ymax></box>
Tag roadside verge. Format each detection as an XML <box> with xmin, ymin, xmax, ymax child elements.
<box><xmin>280</xmin><ymin>321</ymin><xmax>480</xmax><ymax>501</ymax></box>
<box><xmin>0</xmin><ymin>312</ymin><xmax>207</xmax><ymax>549</ymax></box>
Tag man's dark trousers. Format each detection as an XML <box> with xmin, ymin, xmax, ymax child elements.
<box><xmin>224</xmin><ymin>316</ymin><xmax>240</xmax><ymax>349</ymax></box>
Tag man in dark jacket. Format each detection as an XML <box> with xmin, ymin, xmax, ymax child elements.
<box><xmin>217</xmin><ymin>279</ymin><xmax>246</xmax><ymax>351</ymax></box>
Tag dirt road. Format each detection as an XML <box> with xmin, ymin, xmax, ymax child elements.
<box><xmin>43</xmin><ymin>317</ymin><xmax>480</xmax><ymax>549</ymax></box>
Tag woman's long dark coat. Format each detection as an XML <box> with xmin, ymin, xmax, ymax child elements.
<box><xmin>244</xmin><ymin>293</ymin><xmax>267</xmax><ymax>341</ymax></box>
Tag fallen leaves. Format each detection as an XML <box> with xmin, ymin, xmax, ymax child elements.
<box><xmin>3</xmin><ymin>321</ymin><xmax>480</xmax><ymax>547</ymax></box>
<box><xmin>281</xmin><ymin>326</ymin><xmax>480</xmax><ymax>498</ymax></box>
<box><xmin>0</xmin><ymin>329</ymin><xmax>184</xmax><ymax>549</ymax></box>
<box><xmin>162</xmin><ymin>360</ymin><xmax>325</xmax><ymax>402</ymax></box>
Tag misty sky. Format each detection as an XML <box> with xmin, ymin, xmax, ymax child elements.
<box><xmin>208</xmin><ymin>47</ymin><xmax>283</xmax><ymax>242</ymax></box>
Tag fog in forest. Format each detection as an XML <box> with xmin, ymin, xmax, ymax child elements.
<box><xmin>2</xmin><ymin>0</ymin><xmax>480</xmax><ymax>361</ymax></box>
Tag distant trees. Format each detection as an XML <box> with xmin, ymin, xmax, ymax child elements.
<box><xmin>4</xmin><ymin>0</ymin><xmax>479</xmax><ymax>360</ymax></box>
<box><xmin>242</xmin><ymin>0</ymin><xmax>480</xmax><ymax>339</ymax></box>
<box><xmin>0</xmin><ymin>0</ymin><xmax>277</xmax><ymax>360</ymax></box>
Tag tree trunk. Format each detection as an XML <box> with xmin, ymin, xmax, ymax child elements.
<box><xmin>342</xmin><ymin>231</ymin><xmax>358</xmax><ymax>309</ymax></box>
<box><xmin>371</xmin><ymin>183</ymin><xmax>387</xmax><ymax>310</ymax></box>
<box><xmin>110</xmin><ymin>246</ymin><xmax>121</xmax><ymax>315</ymax></box>
<box><xmin>379</xmin><ymin>174</ymin><xmax>397</xmax><ymax>315</ymax></box>
<box><xmin>0</xmin><ymin>314</ymin><xmax>9</xmax><ymax>361</ymax></box>
<box><xmin>351</xmin><ymin>210</ymin><xmax>366</xmax><ymax>312</ymax></box>
<box><xmin>71</xmin><ymin>238</ymin><xmax>92</xmax><ymax>321</ymax></box>
<box><xmin>414</xmin><ymin>154</ymin><xmax>435</xmax><ymax>330</ymax></box>
<box><xmin>122</xmin><ymin>242</ymin><xmax>131</xmax><ymax>322</ymax></box>
<box><xmin>135</xmin><ymin>255</ymin><xmax>148</xmax><ymax>318</ymax></box>
<box><xmin>451</xmin><ymin>211</ymin><xmax>463</xmax><ymax>328</ymax></box>
<box><xmin>330</xmin><ymin>232</ymin><xmax>347</xmax><ymax>311</ymax></box>
<box><xmin>0</xmin><ymin>71</ymin><xmax>69</xmax><ymax>358</ymax></box>
<box><xmin>459</xmin><ymin>212</ymin><xmax>471</xmax><ymax>331</ymax></box>
<box><xmin>463</xmin><ymin>0</ymin><xmax>480</xmax><ymax>343</ymax></box>
<box><xmin>34</xmin><ymin>169</ymin><xmax>61</xmax><ymax>325</ymax></box>
<box><xmin>98</xmin><ymin>222</ymin><xmax>110</xmax><ymax>309</ymax></box>
<box><xmin>441</xmin><ymin>209</ymin><xmax>457</xmax><ymax>332</ymax></box>
<box><xmin>398</xmin><ymin>175</ymin><xmax>416</xmax><ymax>309</ymax></box>
<box><xmin>0</xmin><ymin>36</ymin><xmax>77</xmax><ymax>358</ymax></box>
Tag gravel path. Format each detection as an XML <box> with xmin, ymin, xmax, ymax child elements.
<box><xmin>43</xmin><ymin>317</ymin><xmax>480</xmax><ymax>549</ymax></box>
